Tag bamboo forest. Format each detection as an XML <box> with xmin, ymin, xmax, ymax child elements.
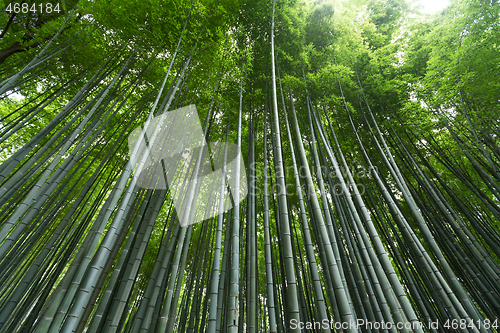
<box><xmin>0</xmin><ymin>0</ymin><xmax>499</xmax><ymax>331</ymax></box>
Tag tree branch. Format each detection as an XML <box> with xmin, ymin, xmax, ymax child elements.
<box><xmin>0</xmin><ymin>12</ymin><xmax>17</xmax><ymax>39</ymax></box>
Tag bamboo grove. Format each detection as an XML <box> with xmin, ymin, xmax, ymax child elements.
<box><xmin>0</xmin><ymin>0</ymin><xmax>499</xmax><ymax>332</ymax></box>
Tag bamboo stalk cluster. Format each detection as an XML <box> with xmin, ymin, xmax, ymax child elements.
<box><xmin>0</xmin><ymin>0</ymin><xmax>499</xmax><ymax>332</ymax></box>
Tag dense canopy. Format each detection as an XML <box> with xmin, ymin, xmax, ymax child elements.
<box><xmin>0</xmin><ymin>0</ymin><xmax>499</xmax><ymax>332</ymax></box>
